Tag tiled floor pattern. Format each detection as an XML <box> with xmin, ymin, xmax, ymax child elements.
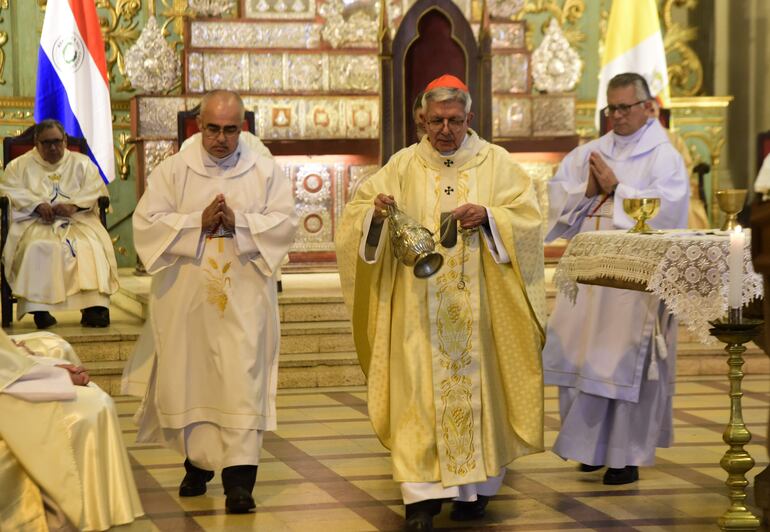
<box><xmin>115</xmin><ymin>376</ymin><xmax>770</xmax><ymax>531</ymax></box>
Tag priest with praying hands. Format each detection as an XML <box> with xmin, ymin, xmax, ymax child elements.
<box><xmin>543</xmin><ymin>72</ymin><xmax>690</xmax><ymax>485</ymax></box>
<box><xmin>125</xmin><ymin>89</ymin><xmax>298</xmax><ymax>514</ymax></box>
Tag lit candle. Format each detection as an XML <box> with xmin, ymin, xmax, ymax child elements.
<box><xmin>728</xmin><ymin>225</ymin><xmax>745</xmax><ymax>310</ymax></box>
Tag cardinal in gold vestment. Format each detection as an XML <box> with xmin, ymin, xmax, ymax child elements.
<box><xmin>336</xmin><ymin>75</ymin><xmax>546</xmax><ymax>530</ymax></box>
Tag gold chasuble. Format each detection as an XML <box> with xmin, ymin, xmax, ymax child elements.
<box><xmin>337</xmin><ymin>131</ymin><xmax>546</xmax><ymax>485</ymax></box>
<box><xmin>0</xmin><ymin>336</ymin><xmax>82</xmax><ymax>530</ymax></box>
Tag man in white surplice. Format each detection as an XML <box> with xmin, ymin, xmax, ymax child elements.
<box><xmin>0</xmin><ymin>119</ymin><xmax>119</xmax><ymax>329</ymax></box>
<box><xmin>127</xmin><ymin>90</ymin><xmax>297</xmax><ymax>514</ymax></box>
<box><xmin>543</xmin><ymin>73</ymin><xmax>690</xmax><ymax>485</ymax></box>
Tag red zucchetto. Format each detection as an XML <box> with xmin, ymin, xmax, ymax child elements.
<box><xmin>424</xmin><ymin>74</ymin><xmax>469</xmax><ymax>92</ymax></box>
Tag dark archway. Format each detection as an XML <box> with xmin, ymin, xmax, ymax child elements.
<box><xmin>404</xmin><ymin>10</ymin><xmax>467</xmax><ymax>145</ymax></box>
<box><xmin>381</xmin><ymin>0</ymin><xmax>490</xmax><ymax>162</ymax></box>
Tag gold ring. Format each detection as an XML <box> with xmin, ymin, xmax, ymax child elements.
<box><xmin>380</xmin><ymin>209</ymin><xmax>388</xmax><ymax>216</ymax></box>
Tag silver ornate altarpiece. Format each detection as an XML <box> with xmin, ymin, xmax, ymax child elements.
<box><xmin>130</xmin><ymin>2</ymin><xmax>578</xmax><ymax>263</ymax></box>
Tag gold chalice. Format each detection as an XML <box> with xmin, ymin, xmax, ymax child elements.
<box><xmin>715</xmin><ymin>189</ymin><xmax>747</xmax><ymax>231</ymax></box>
<box><xmin>622</xmin><ymin>198</ymin><xmax>661</xmax><ymax>233</ymax></box>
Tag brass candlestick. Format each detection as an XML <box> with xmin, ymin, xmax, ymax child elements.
<box><xmin>709</xmin><ymin>318</ymin><xmax>763</xmax><ymax>532</ymax></box>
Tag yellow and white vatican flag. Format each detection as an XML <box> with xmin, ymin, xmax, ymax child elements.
<box><xmin>596</xmin><ymin>0</ymin><xmax>670</xmax><ymax>128</ymax></box>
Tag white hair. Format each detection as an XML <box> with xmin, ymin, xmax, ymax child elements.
<box><xmin>420</xmin><ymin>87</ymin><xmax>472</xmax><ymax>115</ymax></box>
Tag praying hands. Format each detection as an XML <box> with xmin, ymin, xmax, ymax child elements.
<box><xmin>585</xmin><ymin>152</ymin><xmax>619</xmax><ymax>197</ymax></box>
<box><xmin>202</xmin><ymin>193</ymin><xmax>235</xmax><ymax>233</ymax></box>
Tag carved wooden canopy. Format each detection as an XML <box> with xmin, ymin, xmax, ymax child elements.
<box><xmin>380</xmin><ymin>0</ymin><xmax>492</xmax><ymax>163</ymax></box>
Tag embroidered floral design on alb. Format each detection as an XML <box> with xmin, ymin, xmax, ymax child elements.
<box><xmin>205</xmin><ymin>257</ymin><xmax>232</xmax><ymax>317</ymax></box>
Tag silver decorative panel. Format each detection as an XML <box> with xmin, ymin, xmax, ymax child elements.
<box><xmin>203</xmin><ymin>53</ymin><xmax>248</xmax><ymax>91</ymax></box>
<box><xmin>532</xmin><ymin>96</ymin><xmax>576</xmax><ymax>137</ymax></box>
<box><xmin>279</xmin><ymin>158</ymin><xmax>380</xmax><ymax>253</ymax></box>
<box><xmin>244</xmin><ymin>96</ymin><xmax>379</xmax><ymax>139</ymax></box>
<box><xmin>284</xmin><ymin>161</ymin><xmax>336</xmax><ymax>251</ymax></box>
<box><xmin>531</xmin><ymin>19</ymin><xmax>582</xmax><ymax>93</ymax></box>
<box><xmin>493</xmin><ymin>96</ymin><xmax>531</xmax><ymax>137</ymax></box>
<box><xmin>492</xmin><ymin>53</ymin><xmax>529</xmax><ymax>93</ymax></box>
<box><xmin>249</xmin><ymin>54</ymin><xmax>284</xmax><ymax>93</ymax></box>
<box><xmin>188</xmin><ymin>0</ymin><xmax>235</xmax><ymax>16</ymax></box>
<box><xmin>304</xmin><ymin>98</ymin><xmax>345</xmax><ymax>138</ymax></box>
<box><xmin>144</xmin><ymin>141</ymin><xmax>176</xmax><ymax>177</ymax></box>
<box><xmin>244</xmin><ymin>0</ymin><xmax>315</xmax><ymax>19</ymax></box>
<box><xmin>287</xmin><ymin>54</ymin><xmax>325</xmax><ymax>92</ymax></box>
<box><xmin>490</xmin><ymin>22</ymin><xmax>526</xmax><ymax>49</ymax></box>
<box><xmin>137</xmin><ymin>97</ymin><xmax>190</xmax><ymax>137</ymax></box>
<box><xmin>489</xmin><ymin>0</ymin><xmax>524</xmax><ymax>19</ymax></box>
<box><xmin>190</xmin><ymin>21</ymin><xmax>322</xmax><ymax>49</ymax></box>
<box><xmin>124</xmin><ymin>17</ymin><xmax>180</xmax><ymax>94</ymax></box>
<box><xmin>345</xmin><ymin>98</ymin><xmax>379</xmax><ymax>139</ymax></box>
<box><xmin>328</xmin><ymin>55</ymin><xmax>379</xmax><ymax>92</ymax></box>
<box><xmin>319</xmin><ymin>0</ymin><xmax>379</xmax><ymax>49</ymax></box>
<box><xmin>187</xmin><ymin>53</ymin><xmax>205</xmax><ymax>93</ymax></box>
<box><xmin>186</xmin><ymin>52</ymin><xmax>378</xmax><ymax>94</ymax></box>
<box><xmin>255</xmin><ymin>98</ymin><xmax>303</xmax><ymax>139</ymax></box>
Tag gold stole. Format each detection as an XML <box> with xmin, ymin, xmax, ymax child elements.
<box><xmin>425</xmin><ymin>162</ymin><xmax>486</xmax><ymax>486</ymax></box>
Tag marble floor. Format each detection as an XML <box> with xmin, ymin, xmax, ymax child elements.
<box><xmin>114</xmin><ymin>376</ymin><xmax>770</xmax><ymax>531</ymax></box>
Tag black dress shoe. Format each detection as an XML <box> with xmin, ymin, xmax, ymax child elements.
<box><xmin>579</xmin><ymin>463</ymin><xmax>605</xmax><ymax>472</ymax></box>
<box><xmin>404</xmin><ymin>499</ymin><xmax>441</xmax><ymax>531</ymax></box>
<box><xmin>225</xmin><ymin>485</ymin><xmax>256</xmax><ymax>514</ymax></box>
<box><xmin>33</xmin><ymin>311</ymin><xmax>57</xmax><ymax>329</ymax></box>
<box><xmin>449</xmin><ymin>495</ymin><xmax>489</xmax><ymax>521</ymax></box>
<box><xmin>178</xmin><ymin>459</ymin><xmax>214</xmax><ymax>497</ymax></box>
<box><xmin>81</xmin><ymin>306</ymin><xmax>110</xmax><ymax>327</ymax></box>
<box><xmin>405</xmin><ymin>511</ymin><xmax>433</xmax><ymax>531</ymax></box>
<box><xmin>603</xmin><ymin>466</ymin><xmax>639</xmax><ymax>485</ymax></box>
<box><xmin>222</xmin><ymin>465</ymin><xmax>258</xmax><ymax>513</ymax></box>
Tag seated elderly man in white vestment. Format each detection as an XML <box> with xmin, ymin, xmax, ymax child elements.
<box><xmin>0</xmin><ymin>119</ymin><xmax>119</xmax><ymax>330</ymax></box>
<box><xmin>542</xmin><ymin>72</ymin><xmax>690</xmax><ymax>485</ymax></box>
<box><xmin>126</xmin><ymin>89</ymin><xmax>297</xmax><ymax>514</ymax></box>
<box><xmin>0</xmin><ymin>330</ymin><xmax>143</xmax><ymax>530</ymax></box>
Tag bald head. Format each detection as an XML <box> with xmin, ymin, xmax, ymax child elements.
<box><xmin>199</xmin><ymin>90</ymin><xmax>245</xmax><ymax>122</ymax></box>
<box><xmin>197</xmin><ymin>90</ymin><xmax>245</xmax><ymax>158</ymax></box>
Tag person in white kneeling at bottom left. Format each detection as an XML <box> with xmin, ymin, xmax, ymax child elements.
<box><xmin>0</xmin><ymin>330</ymin><xmax>143</xmax><ymax>531</ymax></box>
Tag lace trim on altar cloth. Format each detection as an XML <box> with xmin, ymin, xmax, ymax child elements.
<box><xmin>553</xmin><ymin>230</ymin><xmax>764</xmax><ymax>343</ymax></box>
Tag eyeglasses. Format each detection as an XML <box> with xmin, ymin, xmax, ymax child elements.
<box><xmin>37</xmin><ymin>138</ymin><xmax>65</xmax><ymax>148</ymax></box>
<box><xmin>202</xmin><ymin>124</ymin><xmax>240</xmax><ymax>138</ymax></box>
<box><xmin>603</xmin><ymin>100</ymin><xmax>647</xmax><ymax>117</ymax></box>
<box><xmin>425</xmin><ymin>116</ymin><xmax>467</xmax><ymax>132</ymax></box>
